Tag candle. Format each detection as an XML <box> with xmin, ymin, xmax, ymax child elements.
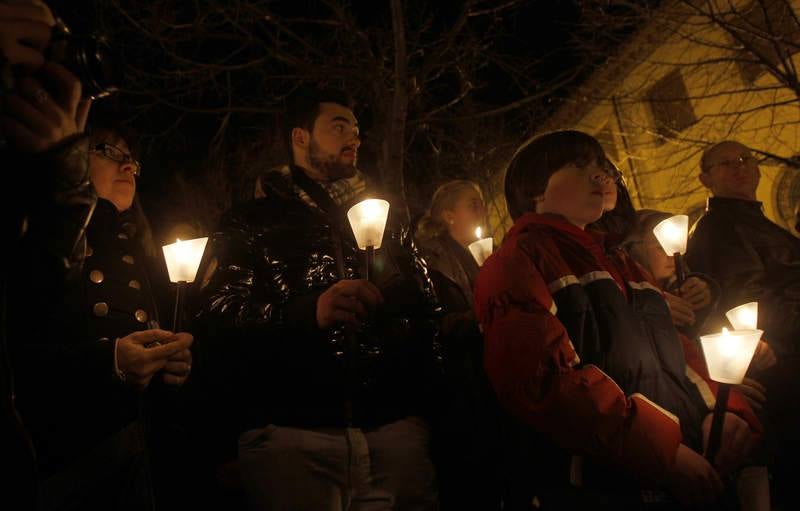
<box><xmin>162</xmin><ymin>236</ymin><xmax>208</xmax><ymax>331</ymax></box>
<box><xmin>726</xmin><ymin>302</ymin><xmax>758</xmax><ymax>330</ymax></box>
<box><xmin>699</xmin><ymin>327</ymin><xmax>763</xmax><ymax>384</ymax></box>
<box><xmin>652</xmin><ymin>214</ymin><xmax>689</xmax><ymax>285</ymax></box>
<box><xmin>162</xmin><ymin>237</ymin><xmax>209</xmax><ymax>283</ymax></box>
<box><xmin>347</xmin><ymin>199</ymin><xmax>390</xmax><ymax>282</ymax></box>
<box><xmin>347</xmin><ymin>199</ymin><xmax>390</xmax><ymax>250</ymax></box>
<box><xmin>468</xmin><ymin>227</ymin><xmax>493</xmax><ymax>266</ymax></box>
<box><xmin>700</xmin><ymin>325</ymin><xmax>762</xmax><ymax>466</ymax></box>
<box><xmin>652</xmin><ymin>215</ymin><xmax>689</xmax><ymax>256</ymax></box>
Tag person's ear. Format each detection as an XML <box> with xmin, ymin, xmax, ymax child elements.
<box><xmin>442</xmin><ymin>210</ymin><xmax>455</xmax><ymax>225</ymax></box>
<box><xmin>698</xmin><ymin>171</ymin><xmax>712</xmax><ymax>191</ymax></box>
<box><xmin>291</xmin><ymin>127</ymin><xmax>309</xmax><ymax>149</ymax></box>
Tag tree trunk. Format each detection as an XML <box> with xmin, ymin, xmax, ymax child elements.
<box><xmin>382</xmin><ymin>0</ymin><xmax>410</xmax><ymax>224</ymax></box>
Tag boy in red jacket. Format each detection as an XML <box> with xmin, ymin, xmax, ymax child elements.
<box><xmin>476</xmin><ymin>130</ymin><xmax>760</xmax><ymax>509</ymax></box>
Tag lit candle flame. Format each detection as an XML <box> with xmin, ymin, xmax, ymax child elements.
<box><xmin>469</xmin><ymin>232</ymin><xmax>493</xmax><ymax>266</ymax></box>
<box><xmin>720</xmin><ymin>327</ymin><xmax>738</xmax><ymax>358</ymax></box>
<box><xmin>162</xmin><ymin>237</ymin><xmax>209</xmax><ymax>283</ymax></box>
<box><xmin>346</xmin><ymin>199</ymin><xmax>390</xmax><ymax>250</ymax></box>
<box><xmin>664</xmin><ymin>224</ymin><xmax>681</xmax><ymax>243</ymax></box>
<box><xmin>700</xmin><ymin>326</ymin><xmax>763</xmax><ymax>384</ymax></box>
<box><xmin>363</xmin><ymin>201</ymin><xmax>381</xmax><ymax>219</ymax></box>
<box><xmin>653</xmin><ymin>215</ymin><xmax>689</xmax><ymax>255</ymax></box>
<box><xmin>174</xmin><ymin>238</ymin><xmax>188</xmax><ymax>259</ymax></box>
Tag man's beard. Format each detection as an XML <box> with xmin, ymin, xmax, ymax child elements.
<box><xmin>309</xmin><ymin>139</ymin><xmax>357</xmax><ymax>181</ymax></box>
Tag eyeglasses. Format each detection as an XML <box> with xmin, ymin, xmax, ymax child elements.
<box><xmin>707</xmin><ymin>155</ymin><xmax>758</xmax><ymax>171</ymax></box>
<box><xmin>89</xmin><ymin>143</ymin><xmax>142</xmax><ymax>177</ymax></box>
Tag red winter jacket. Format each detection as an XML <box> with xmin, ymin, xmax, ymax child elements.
<box><xmin>475</xmin><ymin>213</ymin><xmax>761</xmax><ymax>486</ymax></box>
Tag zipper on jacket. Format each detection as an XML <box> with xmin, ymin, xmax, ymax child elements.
<box><xmin>331</xmin><ymin>224</ymin><xmax>356</xmax><ymax>427</ymax></box>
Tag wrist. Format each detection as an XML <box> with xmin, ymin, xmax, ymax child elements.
<box><xmin>113</xmin><ymin>338</ymin><xmax>127</xmax><ymax>383</ymax></box>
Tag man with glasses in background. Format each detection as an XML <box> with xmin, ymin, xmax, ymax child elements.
<box><xmin>686</xmin><ymin>140</ymin><xmax>800</xmax><ymax>507</ymax></box>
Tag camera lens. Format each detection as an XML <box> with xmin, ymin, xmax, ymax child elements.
<box><xmin>48</xmin><ymin>20</ymin><xmax>123</xmax><ymax>100</ymax></box>
<box><xmin>67</xmin><ymin>34</ymin><xmax>123</xmax><ymax>100</ymax></box>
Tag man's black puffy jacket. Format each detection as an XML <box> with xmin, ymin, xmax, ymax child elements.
<box><xmin>195</xmin><ymin>167</ymin><xmax>442</xmax><ymax>433</ymax></box>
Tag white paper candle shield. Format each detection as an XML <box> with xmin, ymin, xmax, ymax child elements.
<box><xmin>700</xmin><ymin>328</ymin><xmax>762</xmax><ymax>384</ymax></box>
<box><xmin>726</xmin><ymin>302</ymin><xmax>758</xmax><ymax>330</ymax></box>
<box><xmin>347</xmin><ymin>199</ymin><xmax>390</xmax><ymax>249</ymax></box>
<box><xmin>653</xmin><ymin>214</ymin><xmax>689</xmax><ymax>255</ymax></box>
<box><xmin>162</xmin><ymin>237</ymin><xmax>208</xmax><ymax>283</ymax></box>
<box><xmin>468</xmin><ymin>227</ymin><xmax>493</xmax><ymax>266</ymax></box>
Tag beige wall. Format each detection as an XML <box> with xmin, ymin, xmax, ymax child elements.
<box><xmin>489</xmin><ymin>0</ymin><xmax>800</xmax><ymax>238</ymax></box>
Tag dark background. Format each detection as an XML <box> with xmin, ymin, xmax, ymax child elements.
<box><xmin>48</xmin><ymin>0</ymin><xmax>620</xmax><ymax>243</ymax></box>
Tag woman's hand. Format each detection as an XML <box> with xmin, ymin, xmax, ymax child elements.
<box><xmin>1</xmin><ymin>62</ymin><xmax>91</xmax><ymax>152</ymax></box>
<box><xmin>161</xmin><ymin>332</ymin><xmax>194</xmax><ymax>386</ymax></box>
<box><xmin>663</xmin><ymin>444</ymin><xmax>723</xmax><ymax>509</ymax></box>
<box><xmin>750</xmin><ymin>340</ymin><xmax>776</xmax><ymax>371</ymax></box>
<box><xmin>116</xmin><ymin>330</ymin><xmax>193</xmax><ymax>389</ymax></box>
<box><xmin>0</xmin><ymin>1</ymin><xmax>55</xmax><ymax>69</ymax></box>
<box><xmin>701</xmin><ymin>412</ymin><xmax>753</xmax><ymax>477</ymax></box>
<box><xmin>735</xmin><ymin>377</ymin><xmax>767</xmax><ymax>411</ymax></box>
<box><xmin>677</xmin><ymin>277</ymin><xmax>712</xmax><ymax>311</ymax></box>
<box><xmin>665</xmin><ymin>292</ymin><xmax>696</xmax><ymax>327</ymax></box>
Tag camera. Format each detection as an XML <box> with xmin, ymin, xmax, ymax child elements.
<box><xmin>46</xmin><ymin>17</ymin><xmax>123</xmax><ymax>100</ymax></box>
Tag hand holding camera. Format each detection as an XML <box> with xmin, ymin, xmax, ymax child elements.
<box><xmin>2</xmin><ymin>61</ymin><xmax>90</xmax><ymax>152</ymax></box>
<box><xmin>2</xmin><ymin>1</ymin><xmax>119</xmax><ymax>153</ymax></box>
<box><xmin>0</xmin><ymin>0</ymin><xmax>55</xmax><ymax>69</ymax></box>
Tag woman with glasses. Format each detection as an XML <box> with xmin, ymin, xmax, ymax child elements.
<box><xmin>9</xmin><ymin>119</ymin><xmax>194</xmax><ymax>511</ymax></box>
<box><xmin>88</xmin><ymin>140</ymin><xmax>143</xmax><ymax>211</ymax></box>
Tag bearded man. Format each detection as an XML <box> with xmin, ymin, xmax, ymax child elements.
<box><xmin>195</xmin><ymin>86</ymin><xmax>442</xmax><ymax>510</ymax></box>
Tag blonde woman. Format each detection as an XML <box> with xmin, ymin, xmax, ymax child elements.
<box><xmin>416</xmin><ymin>180</ymin><xmax>502</xmax><ymax>510</ymax></box>
<box><xmin>416</xmin><ymin>180</ymin><xmax>487</xmax><ymax>317</ymax></box>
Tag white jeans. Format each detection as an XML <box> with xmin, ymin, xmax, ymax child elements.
<box><xmin>238</xmin><ymin>417</ymin><xmax>439</xmax><ymax>511</ymax></box>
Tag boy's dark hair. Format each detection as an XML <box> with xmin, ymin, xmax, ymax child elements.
<box><xmin>284</xmin><ymin>86</ymin><xmax>355</xmax><ymax>162</ymax></box>
<box><xmin>504</xmin><ymin>130</ymin><xmax>605</xmax><ymax>221</ymax></box>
